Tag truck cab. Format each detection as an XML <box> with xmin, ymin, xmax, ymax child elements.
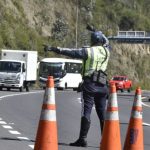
<box><xmin>0</xmin><ymin>49</ymin><xmax>38</xmax><ymax>92</ymax></box>
<box><xmin>0</xmin><ymin>60</ymin><xmax>26</xmax><ymax>91</ymax></box>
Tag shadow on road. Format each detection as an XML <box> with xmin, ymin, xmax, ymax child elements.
<box><xmin>0</xmin><ymin>137</ymin><xmax>35</xmax><ymax>142</ymax></box>
<box><xmin>58</xmin><ymin>142</ymin><xmax>99</xmax><ymax>148</ymax></box>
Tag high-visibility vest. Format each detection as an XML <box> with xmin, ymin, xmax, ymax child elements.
<box><xmin>82</xmin><ymin>46</ymin><xmax>110</xmax><ymax>77</ymax></box>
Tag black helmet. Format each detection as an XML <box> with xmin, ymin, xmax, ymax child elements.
<box><xmin>91</xmin><ymin>31</ymin><xmax>104</xmax><ymax>45</ymax></box>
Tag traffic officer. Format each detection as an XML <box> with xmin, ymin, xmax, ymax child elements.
<box><xmin>44</xmin><ymin>30</ymin><xmax>110</xmax><ymax>147</ymax></box>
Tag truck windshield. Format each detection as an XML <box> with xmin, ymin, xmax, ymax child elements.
<box><xmin>39</xmin><ymin>62</ymin><xmax>64</xmax><ymax>78</ymax></box>
<box><xmin>0</xmin><ymin>61</ymin><xmax>21</xmax><ymax>73</ymax></box>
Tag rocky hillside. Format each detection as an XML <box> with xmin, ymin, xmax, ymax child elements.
<box><xmin>0</xmin><ymin>0</ymin><xmax>150</xmax><ymax>89</ymax></box>
<box><xmin>108</xmin><ymin>43</ymin><xmax>150</xmax><ymax>89</ymax></box>
<box><xmin>1</xmin><ymin>0</ymin><xmax>150</xmax><ymax>49</ymax></box>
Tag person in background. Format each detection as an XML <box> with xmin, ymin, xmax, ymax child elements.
<box><xmin>44</xmin><ymin>26</ymin><xmax>110</xmax><ymax>147</ymax></box>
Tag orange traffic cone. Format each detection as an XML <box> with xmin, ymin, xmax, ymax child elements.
<box><xmin>123</xmin><ymin>87</ymin><xmax>144</xmax><ymax>150</ymax></box>
<box><xmin>34</xmin><ymin>76</ymin><xmax>58</xmax><ymax>150</ymax></box>
<box><xmin>100</xmin><ymin>83</ymin><xmax>122</xmax><ymax>150</ymax></box>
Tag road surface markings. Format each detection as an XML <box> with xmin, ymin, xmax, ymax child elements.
<box><xmin>9</xmin><ymin>130</ymin><xmax>21</xmax><ymax>135</ymax></box>
<box><xmin>0</xmin><ymin>91</ymin><xmax>44</xmax><ymax>149</ymax></box>
<box><xmin>142</xmin><ymin>101</ymin><xmax>150</xmax><ymax>108</ymax></box>
<box><xmin>143</xmin><ymin>122</ymin><xmax>150</xmax><ymax>126</ymax></box>
<box><xmin>0</xmin><ymin>90</ymin><xmax>43</xmax><ymax>100</ymax></box>
<box><xmin>77</xmin><ymin>97</ymin><xmax>82</xmax><ymax>103</ymax></box>
<box><xmin>0</xmin><ymin>121</ymin><xmax>7</xmax><ymax>124</ymax></box>
<box><xmin>17</xmin><ymin>137</ymin><xmax>30</xmax><ymax>140</ymax></box>
<box><xmin>0</xmin><ymin>117</ymin><xmax>34</xmax><ymax>149</ymax></box>
<box><xmin>0</xmin><ymin>90</ymin><xmax>149</xmax><ymax>149</ymax></box>
<box><xmin>29</xmin><ymin>145</ymin><xmax>34</xmax><ymax>149</ymax></box>
<box><xmin>2</xmin><ymin>125</ymin><xmax>13</xmax><ymax>129</ymax></box>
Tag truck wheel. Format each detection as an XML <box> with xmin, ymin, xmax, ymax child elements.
<box><xmin>24</xmin><ymin>82</ymin><xmax>30</xmax><ymax>92</ymax></box>
<box><xmin>65</xmin><ymin>83</ymin><xmax>67</xmax><ymax>89</ymax></box>
<box><xmin>121</xmin><ymin>89</ymin><xmax>124</xmax><ymax>92</ymax></box>
<box><xmin>26</xmin><ymin>86</ymin><xmax>29</xmax><ymax>92</ymax></box>
<box><xmin>73</xmin><ymin>88</ymin><xmax>78</xmax><ymax>91</ymax></box>
<box><xmin>127</xmin><ymin>88</ymin><xmax>131</xmax><ymax>92</ymax></box>
<box><xmin>19</xmin><ymin>87</ymin><xmax>23</xmax><ymax>92</ymax></box>
<box><xmin>57</xmin><ymin>87</ymin><xmax>63</xmax><ymax>90</ymax></box>
<box><xmin>0</xmin><ymin>87</ymin><xmax>2</xmax><ymax>91</ymax></box>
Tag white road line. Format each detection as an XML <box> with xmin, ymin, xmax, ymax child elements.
<box><xmin>17</xmin><ymin>137</ymin><xmax>30</xmax><ymax>140</ymax></box>
<box><xmin>2</xmin><ymin>125</ymin><xmax>13</xmax><ymax>129</ymax></box>
<box><xmin>77</xmin><ymin>97</ymin><xmax>81</xmax><ymax>103</ymax></box>
<box><xmin>142</xmin><ymin>102</ymin><xmax>150</xmax><ymax>108</ymax></box>
<box><xmin>0</xmin><ymin>91</ymin><xmax>43</xmax><ymax>100</ymax></box>
<box><xmin>8</xmin><ymin>122</ymin><xmax>14</xmax><ymax>125</ymax></box>
<box><xmin>9</xmin><ymin>130</ymin><xmax>21</xmax><ymax>135</ymax></box>
<box><xmin>0</xmin><ymin>121</ymin><xmax>7</xmax><ymax>124</ymax></box>
<box><xmin>143</xmin><ymin>122</ymin><xmax>150</xmax><ymax>126</ymax></box>
<box><xmin>78</xmin><ymin>100</ymin><xmax>82</xmax><ymax>103</ymax></box>
<box><xmin>0</xmin><ymin>91</ymin><xmax>43</xmax><ymax>149</ymax></box>
<box><xmin>142</xmin><ymin>97</ymin><xmax>147</xmax><ymax>99</ymax></box>
<box><xmin>28</xmin><ymin>145</ymin><xmax>34</xmax><ymax>149</ymax></box>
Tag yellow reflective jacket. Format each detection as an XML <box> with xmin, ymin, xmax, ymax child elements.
<box><xmin>82</xmin><ymin>46</ymin><xmax>110</xmax><ymax>77</ymax></box>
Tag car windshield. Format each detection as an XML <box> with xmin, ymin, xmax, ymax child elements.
<box><xmin>112</xmin><ymin>77</ymin><xmax>125</xmax><ymax>81</ymax></box>
<box><xmin>0</xmin><ymin>61</ymin><xmax>21</xmax><ymax>73</ymax></box>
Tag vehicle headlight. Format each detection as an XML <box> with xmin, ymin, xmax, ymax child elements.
<box><xmin>59</xmin><ymin>79</ymin><xmax>63</xmax><ymax>82</ymax></box>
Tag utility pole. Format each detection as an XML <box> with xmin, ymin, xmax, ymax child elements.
<box><xmin>75</xmin><ymin>0</ymin><xmax>78</xmax><ymax>48</ymax></box>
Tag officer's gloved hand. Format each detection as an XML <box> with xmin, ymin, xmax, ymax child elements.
<box><xmin>43</xmin><ymin>45</ymin><xmax>51</xmax><ymax>52</ymax></box>
<box><xmin>50</xmin><ymin>47</ymin><xmax>60</xmax><ymax>53</ymax></box>
<box><xmin>43</xmin><ymin>45</ymin><xmax>60</xmax><ymax>53</ymax></box>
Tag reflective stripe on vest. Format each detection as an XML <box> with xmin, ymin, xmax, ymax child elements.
<box><xmin>82</xmin><ymin>46</ymin><xmax>110</xmax><ymax>77</ymax></box>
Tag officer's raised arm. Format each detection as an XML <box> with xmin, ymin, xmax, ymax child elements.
<box><xmin>43</xmin><ymin>45</ymin><xmax>87</xmax><ymax>59</ymax></box>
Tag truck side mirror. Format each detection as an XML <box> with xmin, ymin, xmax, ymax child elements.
<box><xmin>23</xmin><ymin>67</ymin><xmax>26</xmax><ymax>72</ymax></box>
<box><xmin>22</xmin><ymin>64</ymin><xmax>26</xmax><ymax>72</ymax></box>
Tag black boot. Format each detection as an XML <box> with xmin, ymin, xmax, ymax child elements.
<box><xmin>69</xmin><ymin>138</ymin><xmax>87</xmax><ymax>147</ymax></box>
<box><xmin>70</xmin><ymin>117</ymin><xmax>90</xmax><ymax>147</ymax></box>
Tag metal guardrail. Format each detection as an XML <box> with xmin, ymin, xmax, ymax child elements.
<box><xmin>108</xmin><ymin>36</ymin><xmax>150</xmax><ymax>43</ymax></box>
<box><xmin>117</xmin><ymin>31</ymin><xmax>146</xmax><ymax>37</ymax></box>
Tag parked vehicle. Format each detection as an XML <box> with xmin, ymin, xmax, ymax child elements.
<box><xmin>109</xmin><ymin>75</ymin><xmax>132</xmax><ymax>92</ymax></box>
<box><xmin>0</xmin><ymin>49</ymin><xmax>38</xmax><ymax>92</ymax></box>
<box><xmin>39</xmin><ymin>58</ymin><xmax>82</xmax><ymax>90</ymax></box>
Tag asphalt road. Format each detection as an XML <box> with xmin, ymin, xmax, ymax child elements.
<box><xmin>0</xmin><ymin>89</ymin><xmax>149</xmax><ymax>150</ymax></box>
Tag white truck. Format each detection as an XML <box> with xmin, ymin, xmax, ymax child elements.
<box><xmin>0</xmin><ymin>49</ymin><xmax>38</xmax><ymax>92</ymax></box>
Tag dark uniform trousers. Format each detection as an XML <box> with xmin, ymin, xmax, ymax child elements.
<box><xmin>81</xmin><ymin>77</ymin><xmax>109</xmax><ymax>132</ymax></box>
